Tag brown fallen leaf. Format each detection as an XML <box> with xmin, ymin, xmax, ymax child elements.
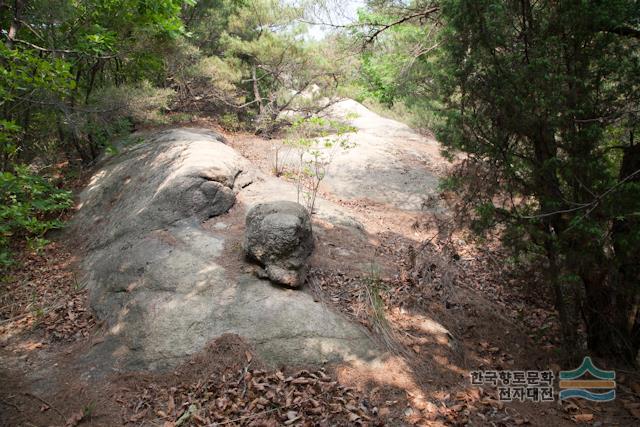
<box><xmin>455</xmin><ymin>391</ymin><xmax>468</xmax><ymax>402</ymax></box>
<box><xmin>623</xmin><ymin>401</ymin><xmax>640</xmax><ymax>409</ymax></box>
<box><xmin>563</xmin><ymin>401</ymin><xmax>580</xmax><ymax>413</ymax></box>
<box><xmin>627</xmin><ymin>407</ymin><xmax>640</xmax><ymax>420</ymax></box>
<box><xmin>130</xmin><ymin>408</ymin><xmax>148</xmax><ymax>422</ymax></box>
<box><xmin>348</xmin><ymin>412</ymin><xmax>362</xmax><ymax>422</ymax></box>
<box><xmin>65</xmin><ymin>410</ymin><xmax>85</xmax><ymax>427</ymax></box>
<box><xmin>481</xmin><ymin>398</ymin><xmax>504</xmax><ymax>410</ymax></box>
<box><xmin>571</xmin><ymin>413</ymin><xmax>594</xmax><ymax>423</ymax></box>
<box><xmin>167</xmin><ymin>394</ymin><xmax>175</xmax><ymax>416</ymax></box>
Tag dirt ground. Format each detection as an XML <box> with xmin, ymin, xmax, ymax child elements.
<box><xmin>225</xmin><ymin>132</ymin><xmax>640</xmax><ymax>426</ymax></box>
<box><xmin>1</xmin><ymin>121</ymin><xmax>640</xmax><ymax>426</ymax></box>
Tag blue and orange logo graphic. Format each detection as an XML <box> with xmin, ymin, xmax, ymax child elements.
<box><xmin>559</xmin><ymin>357</ymin><xmax>616</xmax><ymax>402</ymax></box>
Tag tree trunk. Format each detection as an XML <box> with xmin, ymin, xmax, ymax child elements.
<box><xmin>5</xmin><ymin>0</ymin><xmax>23</xmax><ymax>48</ymax></box>
<box><xmin>85</xmin><ymin>60</ymin><xmax>101</xmax><ymax>104</ymax></box>
<box><xmin>545</xmin><ymin>233</ymin><xmax>581</xmax><ymax>362</ymax></box>
<box><xmin>57</xmin><ymin>113</ymin><xmax>89</xmax><ymax>164</ymax></box>
<box><xmin>604</xmin><ymin>141</ymin><xmax>640</xmax><ymax>360</ymax></box>
<box><xmin>579</xmin><ymin>141</ymin><xmax>640</xmax><ymax>362</ymax></box>
<box><xmin>532</xmin><ymin>125</ymin><xmax>584</xmax><ymax>360</ymax></box>
<box><xmin>252</xmin><ymin>65</ymin><xmax>264</xmax><ymax>115</ymax></box>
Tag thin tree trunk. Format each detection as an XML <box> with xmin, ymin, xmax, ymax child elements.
<box><xmin>252</xmin><ymin>65</ymin><xmax>264</xmax><ymax>115</ymax></box>
<box><xmin>545</xmin><ymin>235</ymin><xmax>581</xmax><ymax>363</ymax></box>
<box><xmin>5</xmin><ymin>0</ymin><xmax>23</xmax><ymax>48</ymax></box>
<box><xmin>532</xmin><ymin>125</ymin><xmax>583</xmax><ymax>361</ymax></box>
<box><xmin>85</xmin><ymin>60</ymin><xmax>100</xmax><ymax>104</ymax></box>
<box><xmin>57</xmin><ymin>113</ymin><xmax>88</xmax><ymax>164</ymax></box>
<box><xmin>607</xmin><ymin>140</ymin><xmax>640</xmax><ymax>360</ymax></box>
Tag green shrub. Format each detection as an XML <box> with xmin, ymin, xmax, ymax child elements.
<box><xmin>219</xmin><ymin>113</ymin><xmax>244</xmax><ymax>132</ymax></box>
<box><xmin>0</xmin><ymin>166</ymin><xmax>73</xmax><ymax>268</ymax></box>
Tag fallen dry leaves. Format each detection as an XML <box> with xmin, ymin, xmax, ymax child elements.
<box><xmin>570</xmin><ymin>413</ymin><xmax>594</xmax><ymax>423</ymax></box>
<box><xmin>0</xmin><ymin>241</ymin><xmax>96</xmax><ymax>343</ymax></box>
<box><xmin>125</xmin><ymin>363</ymin><xmax>381</xmax><ymax>426</ymax></box>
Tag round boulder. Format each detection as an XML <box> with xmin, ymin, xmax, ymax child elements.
<box><xmin>244</xmin><ymin>201</ymin><xmax>313</xmax><ymax>288</ymax></box>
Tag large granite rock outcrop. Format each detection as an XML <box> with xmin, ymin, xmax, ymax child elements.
<box><xmin>71</xmin><ymin>128</ymin><xmax>376</xmax><ymax>371</ymax></box>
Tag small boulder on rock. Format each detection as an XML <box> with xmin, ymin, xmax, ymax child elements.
<box><xmin>244</xmin><ymin>201</ymin><xmax>313</xmax><ymax>288</ymax></box>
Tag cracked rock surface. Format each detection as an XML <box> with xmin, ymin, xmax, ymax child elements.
<box><xmin>71</xmin><ymin>128</ymin><xmax>377</xmax><ymax>371</ymax></box>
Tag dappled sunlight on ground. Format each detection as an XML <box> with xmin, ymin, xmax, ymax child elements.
<box><xmin>2</xmin><ymin>108</ymin><xmax>639</xmax><ymax>426</ymax></box>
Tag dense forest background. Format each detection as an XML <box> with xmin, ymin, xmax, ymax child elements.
<box><xmin>2</xmin><ymin>0</ymin><xmax>640</xmax><ymax>365</ymax></box>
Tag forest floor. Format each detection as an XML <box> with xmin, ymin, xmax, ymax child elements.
<box><xmin>1</xmin><ymin>102</ymin><xmax>640</xmax><ymax>426</ymax></box>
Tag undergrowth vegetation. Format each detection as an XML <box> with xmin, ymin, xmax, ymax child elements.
<box><xmin>281</xmin><ymin>117</ymin><xmax>356</xmax><ymax>215</ymax></box>
<box><xmin>0</xmin><ymin>0</ymin><xmax>348</xmax><ymax>265</ymax></box>
<box><xmin>0</xmin><ymin>166</ymin><xmax>72</xmax><ymax>267</ymax></box>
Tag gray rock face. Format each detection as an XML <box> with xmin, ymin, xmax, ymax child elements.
<box><xmin>323</xmin><ymin>100</ymin><xmax>445</xmax><ymax>212</ymax></box>
<box><xmin>70</xmin><ymin>128</ymin><xmax>378</xmax><ymax>372</ymax></box>
<box><xmin>245</xmin><ymin>202</ymin><xmax>313</xmax><ymax>288</ymax></box>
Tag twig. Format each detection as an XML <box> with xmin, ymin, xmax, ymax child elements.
<box><xmin>24</xmin><ymin>392</ymin><xmax>65</xmax><ymax>420</ymax></box>
<box><xmin>4</xmin><ymin>36</ymin><xmax>118</xmax><ymax>59</ymax></box>
<box><xmin>520</xmin><ymin>167</ymin><xmax>640</xmax><ymax>220</ymax></box>
<box><xmin>210</xmin><ymin>406</ymin><xmax>282</xmax><ymax>426</ymax></box>
<box><xmin>0</xmin><ymin>286</ymin><xmax>87</xmax><ymax>325</ymax></box>
<box><xmin>0</xmin><ymin>398</ymin><xmax>21</xmax><ymax>411</ymax></box>
<box><xmin>207</xmin><ymin>393</ymin><xmax>325</xmax><ymax>426</ymax></box>
<box><xmin>365</xmin><ymin>7</ymin><xmax>440</xmax><ymax>43</ymax></box>
<box><xmin>0</xmin><ymin>301</ymin><xmax>64</xmax><ymax>325</ymax></box>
